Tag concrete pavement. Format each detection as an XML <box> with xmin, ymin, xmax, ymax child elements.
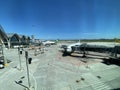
<box><xmin>0</xmin><ymin>48</ymin><xmax>36</xmax><ymax>90</ymax></box>
<box><xmin>0</xmin><ymin>44</ymin><xmax>120</xmax><ymax>90</ymax></box>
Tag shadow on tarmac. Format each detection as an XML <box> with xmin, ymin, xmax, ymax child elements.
<box><xmin>102</xmin><ymin>58</ymin><xmax>120</xmax><ymax>66</ymax></box>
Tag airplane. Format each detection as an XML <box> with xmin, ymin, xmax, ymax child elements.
<box><xmin>42</xmin><ymin>40</ymin><xmax>56</xmax><ymax>46</ymax></box>
<box><xmin>62</xmin><ymin>42</ymin><xmax>81</xmax><ymax>55</ymax></box>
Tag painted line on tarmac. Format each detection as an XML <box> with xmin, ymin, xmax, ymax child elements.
<box><xmin>34</xmin><ymin>75</ymin><xmax>47</xmax><ymax>79</ymax></box>
<box><xmin>51</xmin><ymin>63</ymin><xmax>77</xmax><ymax>73</ymax></box>
<box><xmin>30</xmin><ymin>72</ymin><xmax>37</xmax><ymax>90</ymax></box>
<box><xmin>0</xmin><ymin>68</ymin><xmax>16</xmax><ymax>81</ymax></box>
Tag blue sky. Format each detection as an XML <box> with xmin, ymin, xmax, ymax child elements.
<box><xmin>0</xmin><ymin>0</ymin><xmax>120</xmax><ymax>39</ymax></box>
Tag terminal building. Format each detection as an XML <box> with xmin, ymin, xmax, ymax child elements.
<box><xmin>0</xmin><ymin>25</ymin><xmax>31</xmax><ymax>48</ymax></box>
<box><xmin>7</xmin><ymin>33</ymin><xmax>31</xmax><ymax>48</ymax></box>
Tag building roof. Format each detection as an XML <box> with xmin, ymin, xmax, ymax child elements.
<box><xmin>7</xmin><ymin>33</ymin><xmax>31</xmax><ymax>39</ymax></box>
<box><xmin>0</xmin><ymin>25</ymin><xmax>8</xmax><ymax>43</ymax></box>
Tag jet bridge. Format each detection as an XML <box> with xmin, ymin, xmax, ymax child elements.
<box><xmin>71</xmin><ymin>44</ymin><xmax>120</xmax><ymax>59</ymax></box>
<box><xmin>63</xmin><ymin>42</ymin><xmax>120</xmax><ymax>59</ymax></box>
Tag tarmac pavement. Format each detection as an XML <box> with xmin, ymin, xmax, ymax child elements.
<box><xmin>0</xmin><ymin>48</ymin><xmax>36</xmax><ymax>90</ymax></box>
<box><xmin>0</xmin><ymin>44</ymin><xmax>120</xmax><ymax>90</ymax></box>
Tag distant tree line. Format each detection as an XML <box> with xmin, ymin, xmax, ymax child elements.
<box><xmin>57</xmin><ymin>38</ymin><xmax>120</xmax><ymax>43</ymax></box>
<box><xmin>80</xmin><ymin>38</ymin><xmax>120</xmax><ymax>42</ymax></box>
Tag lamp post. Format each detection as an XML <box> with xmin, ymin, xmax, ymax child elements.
<box><xmin>15</xmin><ymin>51</ymin><xmax>32</xmax><ymax>90</ymax></box>
<box><xmin>18</xmin><ymin>47</ymin><xmax>22</xmax><ymax>70</ymax></box>
<box><xmin>2</xmin><ymin>43</ymin><xmax>7</xmax><ymax>66</ymax></box>
<box><xmin>25</xmin><ymin>51</ymin><xmax>31</xmax><ymax>88</ymax></box>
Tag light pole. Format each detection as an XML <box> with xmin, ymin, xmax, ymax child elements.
<box><xmin>25</xmin><ymin>51</ymin><xmax>31</xmax><ymax>88</ymax></box>
<box><xmin>2</xmin><ymin>43</ymin><xmax>7</xmax><ymax>67</ymax></box>
<box><xmin>18</xmin><ymin>47</ymin><xmax>22</xmax><ymax>70</ymax></box>
<box><xmin>15</xmin><ymin>51</ymin><xmax>32</xmax><ymax>90</ymax></box>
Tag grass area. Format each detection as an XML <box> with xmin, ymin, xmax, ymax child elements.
<box><xmin>57</xmin><ymin>38</ymin><xmax>120</xmax><ymax>43</ymax></box>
